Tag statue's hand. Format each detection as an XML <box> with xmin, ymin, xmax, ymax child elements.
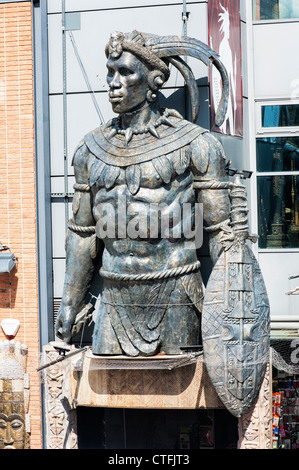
<box><xmin>216</xmin><ymin>219</ymin><xmax>236</xmax><ymax>251</ymax></box>
<box><xmin>220</xmin><ymin>230</ymin><xmax>236</xmax><ymax>251</ymax></box>
<box><xmin>55</xmin><ymin>304</ymin><xmax>77</xmax><ymax>343</ymax></box>
<box><xmin>220</xmin><ymin>223</ymin><xmax>258</xmax><ymax>252</ymax></box>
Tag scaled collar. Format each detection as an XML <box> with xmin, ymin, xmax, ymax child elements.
<box><xmin>84</xmin><ymin>111</ymin><xmax>207</xmax><ymax>168</ymax></box>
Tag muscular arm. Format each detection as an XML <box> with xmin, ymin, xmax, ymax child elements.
<box><xmin>55</xmin><ymin>143</ymin><xmax>101</xmax><ymax>342</ymax></box>
<box><xmin>191</xmin><ymin>132</ymin><xmax>231</xmax><ymax>265</ymax></box>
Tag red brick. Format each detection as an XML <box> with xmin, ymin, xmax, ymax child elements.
<box><xmin>0</xmin><ymin>2</ymin><xmax>41</xmax><ymax>448</ymax></box>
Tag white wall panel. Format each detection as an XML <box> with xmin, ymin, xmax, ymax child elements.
<box><xmin>52</xmin><ymin>258</ymin><xmax>66</xmax><ymax>297</ymax></box>
<box><xmin>49</xmin><ymin>94</ymin><xmax>64</xmax><ymax>176</ymax></box>
<box><xmin>48</xmin><ymin>3</ymin><xmax>208</xmax><ymax>95</ymax></box>
<box><xmin>253</xmin><ymin>22</ymin><xmax>299</xmax><ymax>98</ymax></box>
<box><xmin>241</xmin><ymin>20</ymin><xmax>248</xmax><ymax>98</ymax></box>
<box><xmin>51</xmin><ymin>175</ymin><xmax>75</xmax><ymax>194</ymax></box>
<box><xmin>47</xmin><ymin>0</ymin><xmax>208</xmax><ymax>14</ymax></box>
<box><xmin>259</xmin><ymin>252</ymin><xmax>299</xmax><ymax>317</ymax></box>
<box><xmin>51</xmin><ymin>200</ymin><xmax>68</xmax><ymax>258</ymax></box>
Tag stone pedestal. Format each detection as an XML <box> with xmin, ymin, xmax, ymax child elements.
<box><xmin>41</xmin><ymin>343</ymin><xmax>272</xmax><ymax>449</ymax></box>
<box><xmin>41</xmin><ymin>344</ymin><xmax>77</xmax><ymax>449</ymax></box>
<box><xmin>238</xmin><ymin>364</ymin><xmax>272</xmax><ymax>449</ymax></box>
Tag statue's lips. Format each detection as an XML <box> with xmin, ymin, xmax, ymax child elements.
<box><xmin>109</xmin><ymin>95</ymin><xmax>122</xmax><ymax>103</ymax></box>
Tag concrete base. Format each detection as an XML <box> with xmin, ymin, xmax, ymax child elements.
<box><xmin>41</xmin><ymin>343</ymin><xmax>271</xmax><ymax>449</ymax></box>
<box><xmin>70</xmin><ymin>351</ymin><xmax>225</xmax><ymax>410</ymax></box>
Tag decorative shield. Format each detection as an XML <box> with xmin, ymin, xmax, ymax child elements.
<box><xmin>202</xmin><ymin>241</ymin><xmax>270</xmax><ymax>417</ymax></box>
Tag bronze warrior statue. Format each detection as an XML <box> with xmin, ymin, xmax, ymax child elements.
<box><xmin>55</xmin><ymin>30</ymin><xmax>230</xmax><ymax>356</ymax></box>
<box><xmin>55</xmin><ymin>31</ymin><xmax>270</xmax><ymax>417</ymax></box>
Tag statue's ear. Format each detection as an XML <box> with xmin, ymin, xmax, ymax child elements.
<box><xmin>147</xmin><ymin>70</ymin><xmax>166</xmax><ymax>92</ymax></box>
<box><xmin>146</xmin><ymin>70</ymin><xmax>166</xmax><ymax>103</ymax></box>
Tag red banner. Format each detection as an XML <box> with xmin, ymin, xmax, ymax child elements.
<box><xmin>208</xmin><ymin>0</ymin><xmax>243</xmax><ymax>136</ymax></box>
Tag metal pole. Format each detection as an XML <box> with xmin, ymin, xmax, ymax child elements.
<box><xmin>37</xmin><ymin>346</ymin><xmax>89</xmax><ymax>372</ymax></box>
<box><xmin>182</xmin><ymin>0</ymin><xmax>188</xmax><ymax>37</ymax></box>
<box><xmin>62</xmin><ymin>0</ymin><xmax>69</xmax><ymax>230</ymax></box>
<box><xmin>31</xmin><ymin>0</ymin><xmax>54</xmax><ymax>448</ymax></box>
<box><xmin>182</xmin><ymin>0</ymin><xmax>189</xmax><ymax>120</ymax></box>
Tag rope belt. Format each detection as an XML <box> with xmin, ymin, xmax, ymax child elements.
<box><xmin>101</xmin><ymin>296</ymin><xmax>204</xmax><ymax>308</ymax></box>
<box><xmin>193</xmin><ymin>179</ymin><xmax>244</xmax><ymax>190</ymax></box>
<box><xmin>100</xmin><ymin>260</ymin><xmax>201</xmax><ymax>281</ymax></box>
<box><xmin>68</xmin><ymin>218</ymin><xmax>96</xmax><ymax>234</ymax></box>
<box><xmin>73</xmin><ymin>183</ymin><xmax>91</xmax><ymax>192</ymax></box>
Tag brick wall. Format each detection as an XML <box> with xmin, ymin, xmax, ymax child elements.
<box><xmin>0</xmin><ymin>2</ymin><xmax>42</xmax><ymax>448</ymax></box>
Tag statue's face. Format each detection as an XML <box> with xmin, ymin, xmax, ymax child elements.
<box><xmin>0</xmin><ymin>413</ymin><xmax>25</xmax><ymax>449</ymax></box>
<box><xmin>106</xmin><ymin>51</ymin><xmax>149</xmax><ymax>114</ymax></box>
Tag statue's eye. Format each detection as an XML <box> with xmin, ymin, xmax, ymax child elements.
<box><xmin>107</xmin><ymin>68</ymin><xmax>114</xmax><ymax>76</ymax></box>
<box><xmin>11</xmin><ymin>420</ymin><xmax>23</xmax><ymax>430</ymax></box>
<box><xmin>119</xmin><ymin>68</ymin><xmax>132</xmax><ymax>76</ymax></box>
<box><xmin>0</xmin><ymin>420</ymin><xmax>6</xmax><ymax>429</ymax></box>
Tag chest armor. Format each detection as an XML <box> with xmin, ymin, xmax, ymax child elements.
<box><xmin>82</xmin><ymin>113</ymin><xmax>211</xmax><ymax>195</ymax></box>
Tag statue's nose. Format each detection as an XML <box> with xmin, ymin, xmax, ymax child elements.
<box><xmin>110</xmin><ymin>73</ymin><xmax>121</xmax><ymax>89</ymax></box>
<box><xmin>4</xmin><ymin>425</ymin><xmax>14</xmax><ymax>446</ymax></box>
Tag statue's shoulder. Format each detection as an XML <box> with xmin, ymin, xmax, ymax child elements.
<box><xmin>79</xmin><ymin>114</ymin><xmax>204</xmax><ymax>166</ymax></box>
<box><xmin>188</xmin><ymin>128</ymin><xmax>226</xmax><ymax>177</ymax></box>
<box><xmin>72</xmin><ymin>114</ymin><xmax>225</xmax><ymax>175</ymax></box>
<box><xmin>72</xmin><ymin>126</ymin><xmax>106</xmax><ymax>169</ymax></box>
<box><xmin>71</xmin><ymin>138</ymin><xmax>90</xmax><ymax>167</ymax></box>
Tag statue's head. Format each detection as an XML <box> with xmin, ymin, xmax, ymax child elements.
<box><xmin>105</xmin><ymin>31</ymin><xmax>170</xmax><ymax>114</ymax></box>
<box><xmin>105</xmin><ymin>30</ymin><xmax>229</xmax><ymax>125</ymax></box>
<box><xmin>0</xmin><ymin>412</ymin><xmax>25</xmax><ymax>449</ymax></box>
<box><xmin>0</xmin><ymin>396</ymin><xmax>27</xmax><ymax>449</ymax></box>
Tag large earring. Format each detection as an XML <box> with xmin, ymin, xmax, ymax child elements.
<box><xmin>146</xmin><ymin>90</ymin><xmax>157</xmax><ymax>102</ymax></box>
<box><xmin>146</xmin><ymin>71</ymin><xmax>165</xmax><ymax>102</ymax></box>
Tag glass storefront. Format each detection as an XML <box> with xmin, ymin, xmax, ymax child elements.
<box><xmin>261</xmin><ymin>104</ymin><xmax>299</xmax><ymax>128</ymax></box>
<box><xmin>257</xmin><ymin>174</ymin><xmax>299</xmax><ymax>248</ymax></box>
<box><xmin>256</xmin><ymin>104</ymin><xmax>299</xmax><ymax>248</ymax></box>
<box><xmin>256</xmin><ymin>137</ymin><xmax>299</xmax><ymax>172</ymax></box>
<box><xmin>271</xmin><ymin>340</ymin><xmax>299</xmax><ymax>449</ymax></box>
<box><xmin>253</xmin><ymin>0</ymin><xmax>299</xmax><ymax>20</ymax></box>
<box><xmin>272</xmin><ymin>373</ymin><xmax>299</xmax><ymax>449</ymax></box>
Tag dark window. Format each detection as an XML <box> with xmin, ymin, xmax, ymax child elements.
<box><xmin>256</xmin><ymin>137</ymin><xmax>299</xmax><ymax>172</ymax></box>
<box><xmin>253</xmin><ymin>0</ymin><xmax>299</xmax><ymax>20</ymax></box>
<box><xmin>76</xmin><ymin>407</ymin><xmax>238</xmax><ymax>450</ymax></box>
<box><xmin>261</xmin><ymin>105</ymin><xmax>299</xmax><ymax>128</ymax></box>
<box><xmin>257</xmin><ymin>175</ymin><xmax>299</xmax><ymax>248</ymax></box>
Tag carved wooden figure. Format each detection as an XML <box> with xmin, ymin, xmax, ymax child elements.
<box><xmin>0</xmin><ymin>340</ymin><xmax>30</xmax><ymax>449</ymax></box>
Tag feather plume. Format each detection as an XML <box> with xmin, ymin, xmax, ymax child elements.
<box><xmin>126</xmin><ymin>164</ymin><xmax>141</xmax><ymax>195</ymax></box>
<box><xmin>152</xmin><ymin>156</ymin><xmax>172</xmax><ymax>184</ymax></box>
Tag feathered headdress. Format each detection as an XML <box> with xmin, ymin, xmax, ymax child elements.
<box><xmin>105</xmin><ymin>30</ymin><xmax>229</xmax><ymax>126</ymax></box>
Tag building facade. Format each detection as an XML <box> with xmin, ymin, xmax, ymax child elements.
<box><xmin>0</xmin><ymin>0</ymin><xmax>42</xmax><ymax>448</ymax></box>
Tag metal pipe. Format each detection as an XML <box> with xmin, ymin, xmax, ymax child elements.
<box><xmin>37</xmin><ymin>346</ymin><xmax>89</xmax><ymax>372</ymax></box>
<box><xmin>182</xmin><ymin>0</ymin><xmax>190</xmax><ymax>122</ymax></box>
<box><xmin>271</xmin><ymin>315</ymin><xmax>299</xmax><ymax>321</ymax></box>
<box><xmin>62</xmin><ymin>0</ymin><xmax>69</xmax><ymax>231</ymax></box>
<box><xmin>182</xmin><ymin>0</ymin><xmax>188</xmax><ymax>37</ymax></box>
<box><xmin>270</xmin><ymin>323</ymin><xmax>299</xmax><ymax>330</ymax></box>
<box><xmin>68</xmin><ymin>31</ymin><xmax>104</xmax><ymax>125</ymax></box>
